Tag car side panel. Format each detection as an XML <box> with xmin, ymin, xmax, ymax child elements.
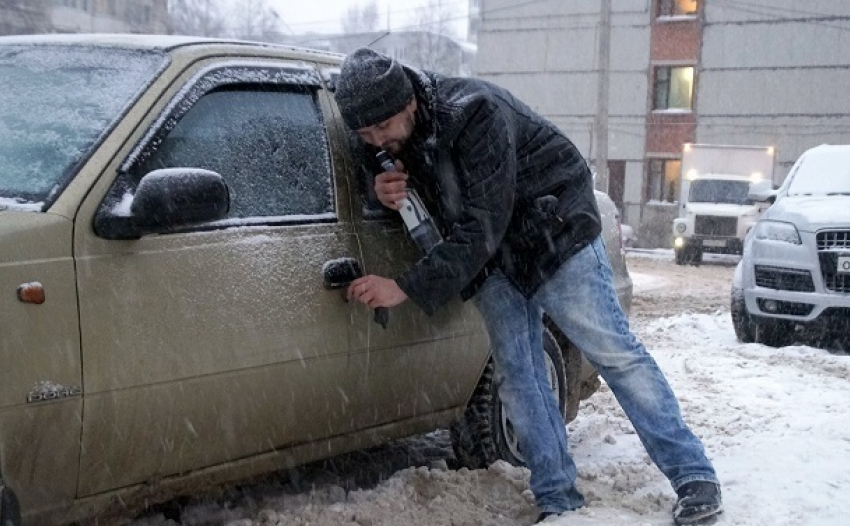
<box><xmin>0</xmin><ymin>214</ymin><xmax>81</xmax><ymax>521</ymax></box>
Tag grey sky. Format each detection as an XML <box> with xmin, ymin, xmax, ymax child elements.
<box><xmin>269</xmin><ymin>0</ymin><xmax>470</xmax><ymax>37</ymax></box>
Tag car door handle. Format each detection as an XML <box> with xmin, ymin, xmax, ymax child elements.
<box><xmin>322</xmin><ymin>257</ymin><xmax>364</xmax><ymax>289</ymax></box>
<box><xmin>322</xmin><ymin>258</ymin><xmax>389</xmax><ymax>329</ymax></box>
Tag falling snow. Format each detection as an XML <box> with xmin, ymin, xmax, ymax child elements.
<box><xmin>132</xmin><ymin>252</ymin><xmax>850</xmax><ymax>526</ymax></box>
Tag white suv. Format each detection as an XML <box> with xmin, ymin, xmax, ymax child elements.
<box><xmin>732</xmin><ymin>144</ymin><xmax>850</xmax><ymax>348</ymax></box>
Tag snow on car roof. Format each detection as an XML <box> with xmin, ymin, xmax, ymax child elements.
<box><xmin>0</xmin><ymin>33</ymin><xmax>344</xmax><ymax>60</ymax></box>
<box><xmin>805</xmin><ymin>143</ymin><xmax>850</xmax><ymax>156</ymax></box>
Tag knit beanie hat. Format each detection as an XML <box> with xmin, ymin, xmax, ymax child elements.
<box><xmin>335</xmin><ymin>47</ymin><xmax>415</xmax><ymax>130</ymax></box>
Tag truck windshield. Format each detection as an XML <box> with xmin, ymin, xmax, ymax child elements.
<box><xmin>787</xmin><ymin>149</ymin><xmax>850</xmax><ymax>196</ymax></box>
<box><xmin>688</xmin><ymin>179</ymin><xmax>752</xmax><ymax>205</ymax></box>
<box><xmin>0</xmin><ymin>45</ymin><xmax>168</xmax><ymax>209</ymax></box>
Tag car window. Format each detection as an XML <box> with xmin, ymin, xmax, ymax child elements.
<box><xmin>136</xmin><ymin>87</ymin><xmax>333</xmax><ymax>219</ymax></box>
<box><xmin>97</xmin><ymin>63</ymin><xmax>334</xmax><ymax>234</ymax></box>
<box><xmin>0</xmin><ymin>45</ymin><xmax>168</xmax><ymax>207</ymax></box>
<box><xmin>786</xmin><ymin>149</ymin><xmax>850</xmax><ymax>197</ymax></box>
<box><xmin>688</xmin><ymin>179</ymin><xmax>752</xmax><ymax>205</ymax></box>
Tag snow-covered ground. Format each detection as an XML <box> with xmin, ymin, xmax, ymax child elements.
<box><xmin>134</xmin><ymin>252</ymin><xmax>850</xmax><ymax>526</ymax></box>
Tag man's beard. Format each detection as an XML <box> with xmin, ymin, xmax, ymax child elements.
<box><xmin>382</xmin><ymin>112</ymin><xmax>416</xmax><ymax>154</ymax></box>
<box><xmin>383</xmin><ymin>140</ymin><xmax>404</xmax><ymax>154</ymax></box>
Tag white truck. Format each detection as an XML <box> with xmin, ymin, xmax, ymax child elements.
<box><xmin>672</xmin><ymin>143</ymin><xmax>776</xmax><ymax>265</ymax></box>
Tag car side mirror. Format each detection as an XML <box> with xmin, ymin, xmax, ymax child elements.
<box><xmin>96</xmin><ymin>168</ymin><xmax>230</xmax><ymax>239</ymax></box>
<box><xmin>748</xmin><ymin>179</ymin><xmax>778</xmax><ymax>204</ymax></box>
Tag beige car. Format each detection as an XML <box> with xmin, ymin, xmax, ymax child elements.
<box><xmin>0</xmin><ymin>34</ymin><xmax>632</xmax><ymax>525</ymax></box>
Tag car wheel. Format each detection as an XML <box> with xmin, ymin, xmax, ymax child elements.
<box><xmin>753</xmin><ymin>317</ymin><xmax>794</xmax><ymax>347</ymax></box>
<box><xmin>690</xmin><ymin>248</ymin><xmax>703</xmax><ymax>266</ymax></box>
<box><xmin>450</xmin><ymin>327</ymin><xmax>567</xmax><ymax>469</ymax></box>
<box><xmin>675</xmin><ymin>247</ymin><xmax>703</xmax><ymax>266</ymax></box>
<box><xmin>0</xmin><ymin>482</ymin><xmax>22</xmax><ymax>526</ymax></box>
<box><xmin>730</xmin><ymin>287</ymin><xmax>755</xmax><ymax>343</ymax></box>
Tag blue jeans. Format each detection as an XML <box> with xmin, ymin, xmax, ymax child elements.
<box><xmin>471</xmin><ymin>236</ymin><xmax>717</xmax><ymax>514</ymax></box>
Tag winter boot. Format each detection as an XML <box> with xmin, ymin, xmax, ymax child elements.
<box><xmin>673</xmin><ymin>481</ymin><xmax>722</xmax><ymax>525</ymax></box>
<box><xmin>534</xmin><ymin>511</ymin><xmax>560</xmax><ymax>524</ymax></box>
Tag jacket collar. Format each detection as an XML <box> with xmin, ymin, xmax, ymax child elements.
<box><xmin>402</xmin><ymin>64</ymin><xmax>439</xmax><ymax>153</ymax></box>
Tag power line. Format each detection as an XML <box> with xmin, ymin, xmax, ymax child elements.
<box><xmin>289</xmin><ymin>0</ymin><xmax>550</xmax><ymax>44</ymax></box>
<box><xmin>277</xmin><ymin>0</ymin><xmax>468</xmax><ymax>28</ymax></box>
<box><xmin>716</xmin><ymin>0</ymin><xmax>846</xmax><ymax>19</ymax></box>
<box><xmin>711</xmin><ymin>0</ymin><xmax>850</xmax><ymax>32</ymax></box>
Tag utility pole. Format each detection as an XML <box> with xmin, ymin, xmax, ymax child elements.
<box><xmin>594</xmin><ymin>0</ymin><xmax>611</xmax><ymax>193</ymax></box>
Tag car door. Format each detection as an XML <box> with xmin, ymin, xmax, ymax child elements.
<box><xmin>73</xmin><ymin>57</ymin><xmax>361</xmax><ymax>496</ymax></box>
<box><xmin>327</xmin><ymin>123</ymin><xmax>491</xmax><ymax>432</ymax></box>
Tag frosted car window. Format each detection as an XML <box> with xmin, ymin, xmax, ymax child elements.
<box><xmin>135</xmin><ymin>87</ymin><xmax>333</xmax><ymax>219</ymax></box>
<box><xmin>689</xmin><ymin>179</ymin><xmax>752</xmax><ymax>205</ymax></box>
<box><xmin>0</xmin><ymin>45</ymin><xmax>167</xmax><ymax>206</ymax></box>
<box><xmin>787</xmin><ymin>149</ymin><xmax>850</xmax><ymax>197</ymax></box>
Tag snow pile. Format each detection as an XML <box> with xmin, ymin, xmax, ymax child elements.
<box><xmin>134</xmin><ymin>316</ymin><xmax>850</xmax><ymax>526</ymax></box>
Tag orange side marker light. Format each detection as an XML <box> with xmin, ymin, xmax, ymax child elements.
<box><xmin>17</xmin><ymin>282</ymin><xmax>45</xmax><ymax>305</ymax></box>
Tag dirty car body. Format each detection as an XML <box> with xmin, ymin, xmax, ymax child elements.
<box><xmin>0</xmin><ymin>34</ymin><xmax>632</xmax><ymax>525</ymax></box>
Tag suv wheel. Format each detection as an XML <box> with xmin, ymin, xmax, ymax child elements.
<box><xmin>753</xmin><ymin>317</ymin><xmax>794</xmax><ymax>347</ymax></box>
<box><xmin>450</xmin><ymin>327</ymin><xmax>567</xmax><ymax>469</ymax></box>
<box><xmin>675</xmin><ymin>247</ymin><xmax>703</xmax><ymax>266</ymax></box>
<box><xmin>730</xmin><ymin>287</ymin><xmax>755</xmax><ymax>343</ymax></box>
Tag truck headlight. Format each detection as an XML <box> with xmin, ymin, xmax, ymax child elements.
<box><xmin>752</xmin><ymin>220</ymin><xmax>801</xmax><ymax>244</ymax></box>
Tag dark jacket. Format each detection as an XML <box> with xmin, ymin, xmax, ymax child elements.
<box><xmin>384</xmin><ymin>67</ymin><xmax>602</xmax><ymax>315</ymax></box>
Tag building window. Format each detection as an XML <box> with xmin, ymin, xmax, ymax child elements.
<box><xmin>647</xmin><ymin>159</ymin><xmax>681</xmax><ymax>203</ymax></box>
<box><xmin>657</xmin><ymin>0</ymin><xmax>698</xmax><ymax>17</ymax></box>
<box><xmin>653</xmin><ymin>66</ymin><xmax>694</xmax><ymax>110</ymax></box>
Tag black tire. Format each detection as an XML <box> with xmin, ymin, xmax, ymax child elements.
<box><xmin>730</xmin><ymin>287</ymin><xmax>755</xmax><ymax>343</ymax></box>
<box><xmin>675</xmin><ymin>246</ymin><xmax>702</xmax><ymax>266</ymax></box>
<box><xmin>450</xmin><ymin>327</ymin><xmax>567</xmax><ymax>469</ymax></box>
<box><xmin>753</xmin><ymin>318</ymin><xmax>794</xmax><ymax>347</ymax></box>
<box><xmin>691</xmin><ymin>248</ymin><xmax>703</xmax><ymax>266</ymax></box>
<box><xmin>0</xmin><ymin>482</ymin><xmax>22</xmax><ymax>526</ymax></box>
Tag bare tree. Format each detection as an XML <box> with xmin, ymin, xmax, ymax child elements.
<box><xmin>406</xmin><ymin>0</ymin><xmax>462</xmax><ymax>75</ymax></box>
<box><xmin>226</xmin><ymin>0</ymin><xmax>282</xmax><ymax>42</ymax></box>
<box><xmin>0</xmin><ymin>0</ymin><xmax>50</xmax><ymax>36</ymax></box>
<box><xmin>169</xmin><ymin>0</ymin><xmax>227</xmax><ymax>37</ymax></box>
<box><xmin>342</xmin><ymin>0</ymin><xmax>380</xmax><ymax>34</ymax></box>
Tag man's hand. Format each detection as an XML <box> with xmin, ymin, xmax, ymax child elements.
<box><xmin>347</xmin><ymin>275</ymin><xmax>408</xmax><ymax>308</ymax></box>
<box><xmin>375</xmin><ymin>159</ymin><xmax>408</xmax><ymax>210</ymax></box>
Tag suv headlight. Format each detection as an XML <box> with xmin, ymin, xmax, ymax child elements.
<box><xmin>752</xmin><ymin>220</ymin><xmax>801</xmax><ymax>244</ymax></box>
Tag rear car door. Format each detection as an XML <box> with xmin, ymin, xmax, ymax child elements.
<box><xmin>73</xmin><ymin>57</ymin><xmax>360</xmax><ymax>495</ymax></box>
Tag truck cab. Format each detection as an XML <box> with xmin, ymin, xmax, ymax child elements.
<box><xmin>672</xmin><ymin>144</ymin><xmax>776</xmax><ymax>265</ymax></box>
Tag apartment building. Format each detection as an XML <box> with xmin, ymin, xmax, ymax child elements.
<box><xmin>474</xmin><ymin>0</ymin><xmax>850</xmax><ymax>247</ymax></box>
<box><xmin>0</xmin><ymin>0</ymin><xmax>168</xmax><ymax>36</ymax></box>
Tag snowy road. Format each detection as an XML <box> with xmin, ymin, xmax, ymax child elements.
<box><xmin>134</xmin><ymin>251</ymin><xmax>850</xmax><ymax>526</ymax></box>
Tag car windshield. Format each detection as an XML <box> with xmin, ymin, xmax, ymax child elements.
<box><xmin>0</xmin><ymin>44</ymin><xmax>168</xmax><ymax>209</ymax></box>
<box><xmin>688</xmin><ymin>179</ymin><xmax>752</xmax><ymax>205</ymax></box>
<box><xmin>786</xmin><ymin>149</ymin><xmax>850</xmax><ymax>197</ymax></box>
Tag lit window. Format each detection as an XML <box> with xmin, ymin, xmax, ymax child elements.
<box><xmin>658</xmin><ymin>0</ymin><xmax>698</xmax><ymax>17</ymax></box>
<box><xmin>647</xmin><ymin>159</ymin><xmax>681</xmax><ymax>203</ymax></box>
<box><xmin>653</xmin><ymin>66</ymin><xmax>694</xmax><ymax>110</ymax></box>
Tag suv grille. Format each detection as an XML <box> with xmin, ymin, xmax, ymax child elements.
<box><xmin>817</xmin><ymin>230</ymin><xmax>850</xmax><ymax>251</ymax></box>
<box><xmin>694</xmin><ymin>215</ymin><xmax>737</xmax><ymax>237</ymax></box>
<box><xmin>754</xmin><ymin>266</ymin><xmax>816</xmax><ymax>292</ymax></box>
<box><xmin>817</xmin><ymin>230</ymin><xmax>850</xmax><ymax>293</ymax></box>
